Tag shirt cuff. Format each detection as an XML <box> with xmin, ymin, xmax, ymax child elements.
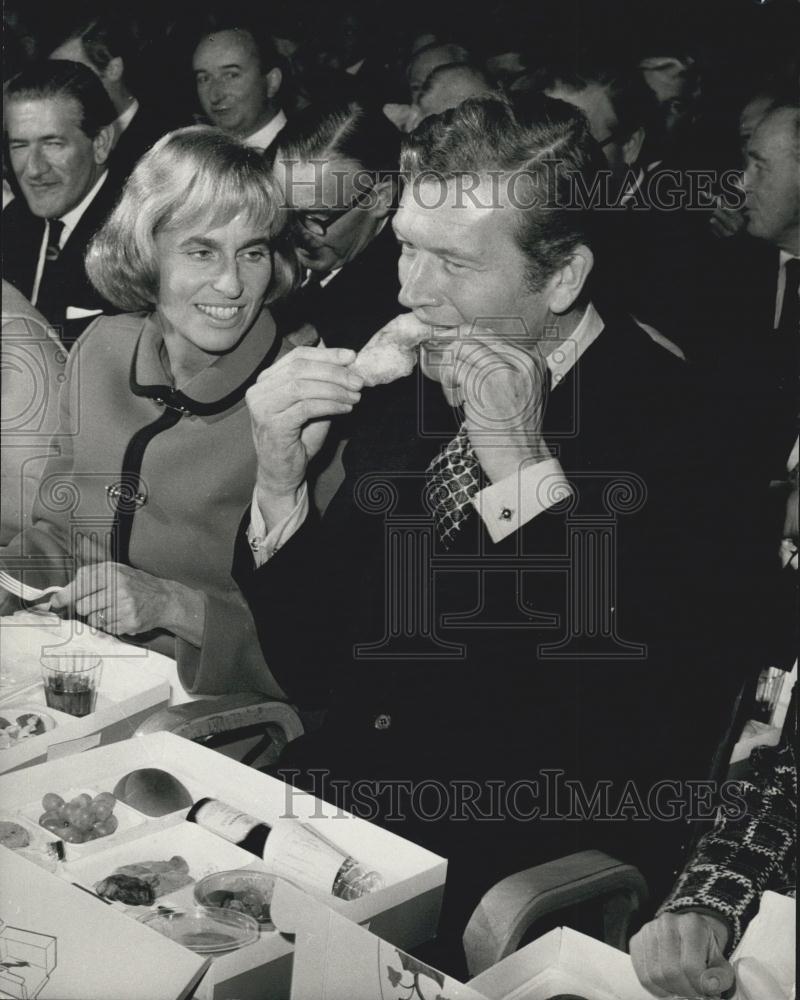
<box><xmin>247</xmin><ymin>485</ymin><xmax>309</xmax><ymax>567</ymax></box>
<box><xmin>472</xmin><ymin>458</ymin><xmax>572</xmax><ymax>543</ymax></box>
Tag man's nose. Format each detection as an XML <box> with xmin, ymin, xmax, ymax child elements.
<box><xmin>398</xmin><ymin>253</ymin><xmax>438</xmax><ymax>310</ymax></box>
<box><xmin>208</xmin><ymin>80</ymin><xmax>226</xmax><ymax>105</ymax></box>
<box><xmin>25</xmin><ymin>146</ymin><xmax>50</xmax><ymax>179</ymax></box>
<box><xmin>212</xmin><ymin>258</ymin><xmax>244</xmax><ymax>298</ymax></box>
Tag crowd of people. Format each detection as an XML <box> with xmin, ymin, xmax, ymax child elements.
<box><xmin>1</xmin><ymin>0</ymin><xmax>797</xmax><ymax>993</ymax></box>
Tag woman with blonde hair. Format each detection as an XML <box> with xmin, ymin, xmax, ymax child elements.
<box><xmin>1</xmin><ymin>126</ymin><xmax>297</xmax><ymax>696</ymax></box>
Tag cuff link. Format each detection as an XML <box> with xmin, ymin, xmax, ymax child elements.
<box><xmin>373</xmin><ymin>713</ymin><xmax>392</xmax><ymax>731</ymax></box>
<box><xmin>105</xmin><ymin>483</ymin><xmax>147</xmax><ymax>508</ymax></box>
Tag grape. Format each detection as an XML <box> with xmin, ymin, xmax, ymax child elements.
<box><xmin>42</xmin><ymin>793</ymin><xmax>65</xmax><ymax>812</ymax></box>
<box><xmin>93</xmin><ymin>801</ymin><xmax>113</xmax><ymax>821</ymax></box>
<box><xmin>64</xmin><ymin>803</ymin><xmax>84</xmax><ymax>826</ymax></box>
<box><xmin>72</xmin><ymin>794</ymin><xmax>93</xmax><ymax>810</ymax></box>
<box><xmin>38</xmin><ymin>809</ymin><xmax>62</xmax><ymax>826</ymax></box>
<box><xmin>74</xmin><ymin>807</ymin><xmax>96</xmax><ymax>832</ymax></box>
<box><xmin>92</xmin><ymin>792</ymin><xmax>116</xmax><ymax>809</ymax></box>
<box><xmin>60</xmin><ymin>825</ymin><xmax>85</xmax><ymax>844</ymax></box>
<box><xmin>93</xmin><ymin>815</ymin><xmax>118</xmax><ymax>836</ymax></box>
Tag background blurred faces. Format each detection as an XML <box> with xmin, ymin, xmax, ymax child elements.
<box><xmin>193</xmin><ymin>29</ymin><xmax>277</xmax><ymax>138</ymax></box>
<box><xmin>742</xmin><ymin>107</ymin><xmax>800</xmax><ymax>253</ymax></box>
<box><xmin>6</xmin><ymin>95</ymin><xmax>112</xmax><ymax>218</ymax></box>
<box><xmin>545</xmin><ymin>81</ymin><xmax>643</xmax><ymax>186</ymax></box>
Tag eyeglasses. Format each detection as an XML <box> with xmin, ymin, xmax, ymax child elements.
<box><xmin>292</xmin><ymin>188</ymin><xmax>372</xmax><ymax>238</ymax></box>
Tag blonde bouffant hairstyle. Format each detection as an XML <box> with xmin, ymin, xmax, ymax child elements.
<box><xmin>87</xmin><ymin>126</ymin><xmax>298</xmax><ymax>311</ymax></box>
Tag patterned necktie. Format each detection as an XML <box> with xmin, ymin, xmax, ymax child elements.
<box><xmin>426</xmin><ymin>421</ymin><xmax>482</xmax><ymax>548</ymax></box>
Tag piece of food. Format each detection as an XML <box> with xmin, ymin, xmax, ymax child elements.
<box><xmin>350</xmin><ymin>314</ymin><xmax>432</xmax><ymax>387</ymax></box>
<box><xmin>0</xmin><ymin>712</ymin><xmax>51</xmax><ymax>749</ymax></box>
<box><xmin>37</xmin><ymin>790</ymin><xmax>119</xmax><ymax>843</ymax></box>
<box><xmin>0</xmin><ymin>820</ymin><xmax>31</xmax><ymax>849</ymax></box>
<box><xmin>95</xmin><ymin>872</ymin><xmax>157</xmax><ymax>906</ymax></box>
<box><xmin>95</xmin><ymin>855</ymin><xmax>193</xmax><ymax>905</ymax></box>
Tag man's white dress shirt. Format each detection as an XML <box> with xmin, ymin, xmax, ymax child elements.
<box><xmin>31</xmin><ymin>170</ymin><xmax>109</xmax><ymax>308</ymax></box>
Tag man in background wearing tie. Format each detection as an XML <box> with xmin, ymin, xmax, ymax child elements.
<box><xmin>2</xmin><ymin>60</ymin><xmax>121</xmax><ymax>346</ymax></box>
<box><xmin>238</xmin><ymin>94</ymin><xmax>768</xmax><ymax>972</ymax></box>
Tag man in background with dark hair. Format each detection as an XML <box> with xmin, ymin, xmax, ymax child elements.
<box><xmin>272</xmin><ymin>98</ymin><xmax>401</xmax><ymax>352</ymax></box>
<box><xmin>529</xmin><ymin>54</ymin><xmax>727</xmax><ymax>362</ymax></box>
<box><xmin>49</xmin><ymin>15</ymin><xmax>174</xmax><ymax>180</ymax></box>
<box><xmin>192</xmin><ymin>24</ymin><xmax>286</xmax><ymax>155</ymax></box>
<box><xmin>2</xmin><ymin>60</ymin><xmax>122</xmax><ymax>344</ymax></box>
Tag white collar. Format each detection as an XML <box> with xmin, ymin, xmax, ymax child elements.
<box><xmin>546</xmin><ymin>301</ymin><xmax>604</xmax><ymax>389</ymax></box>
<box><xmin>58</xmin><ymin>170</ymin><xmax>108</xmax><ymax>242</ymax></box>
<box><xmin>114</xmin><ymin>98</ymin><xmax>139</xmax><ymax>136</ymax></box>
<box><xmin>242</xmin><ymin>109</ymin><xmax>287</xmax><ymax>152</ymax></box>
<box><xmin>779</xmin><ymin>250</ymin><xmax>799</xmax><ymax>267</ymax></box>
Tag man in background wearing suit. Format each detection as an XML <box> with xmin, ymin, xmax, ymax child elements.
<box><xmin>49</xmin><ymin>15</ymin><xmax>174</xmax><ymax>181</ymax></box>
<box><xmin>192</xmin><ymin>23</ymin><xmax>286</xmax><ymax>157</ymax></box>
<box><xmin>2</xmin><ymin>61</ymin><xmax>121</xmax><ymax>346</ymax></box>
<box><xmin>239</xmin><ymin>94</ymin><xmax>766</xmax><ymax>972</ymax></box>
<box><xmin>271</xmin><ymin>98</ymin><xmax>401</xmax><ymax>353</ymax></box>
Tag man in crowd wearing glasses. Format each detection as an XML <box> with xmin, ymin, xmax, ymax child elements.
<box><xmin>271</xmin><ymin>98</ymin><xmax>402</xmax><ymax>352</ymax></box>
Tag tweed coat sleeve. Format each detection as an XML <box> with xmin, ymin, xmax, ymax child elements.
<box><xmin>657</xmin><ymin>740</ymin><xmax>797</xmax><ymax>949</ymax></box>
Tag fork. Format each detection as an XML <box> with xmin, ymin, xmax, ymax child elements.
<box><xmin>0</xmin><ymin>570</ymin><xmax>63</xmax><ymax>603</ymax></box>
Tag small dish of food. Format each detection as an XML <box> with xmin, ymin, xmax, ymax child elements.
<box><xmin>194</xmin><ymin>869</ymin><xmax>276</xmax><ymax>926</ymax></box>
<box><xmin>139</xmin><ymin>905</ymin><xmax>259</xmax><ymax>954</ymax></box>
<box><xmin>0</xmin><ymin>709</ymin><xmax>55</xmax><ymax>749</ymax></box>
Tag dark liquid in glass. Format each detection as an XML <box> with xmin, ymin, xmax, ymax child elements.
<box><xmin>44</xmin><ymin>674</ymin><xmax>96</xmax><ymax>717</ymax></box>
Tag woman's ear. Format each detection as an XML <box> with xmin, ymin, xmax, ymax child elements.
<box><xmin>547</xmin><ymin>245</ymin><xmax>594</xmax><ymax>314</ymax></box>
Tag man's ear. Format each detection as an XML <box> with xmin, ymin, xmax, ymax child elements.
<box><xmin>92</xmin><ymin>124</ymin><xmax>116</xmax><ymax>165</ymax></box>
<box><xmin>622</xmin><ymin>126</ymin><xmax>645</xmax><ymax>166</ymax></box>
<box><xmin>264</xmin><ymin>67</ymin><xmax>282</xmax><ymax>100</ymax></box>
<box><xmin>368</xmin><ymin>177</ymin><xmax>395</xmax><ymax>219</ymax></box>
<box><xmin>103</xmin><ymin>56</ymin><xmax>125</xmax><ymax>85</ymax></box>
<box><xmin>548</xmin><ymin>245</ymin><xmax>594</xmax><ymax>314</ymax></box>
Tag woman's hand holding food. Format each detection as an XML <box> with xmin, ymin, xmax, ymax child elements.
<box><xmin>50</xmin><ymin>562</ymin><xmax>205</xmax><ymax>646</ymax></box>
<box><xmin>629</xmin><ymin>911</ymin><xmax>735</xmax><ymax>998</ymax></box>
<box><xmin>246</xmin><ymin>346</ymin><xmax>363</xmax><ymax>529</ymax></box>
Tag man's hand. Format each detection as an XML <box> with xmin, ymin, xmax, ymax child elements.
<box><xmin>426</xmin><ymin>327</ymin><xmax>551</xmax><ymax>484</ymax></box>
<box><xmin>629</xmin><ymin>911</ymin><xmax>735</xmax><ymax>998</ymax></box>
<box><xmin>710</xmin><ymin>198</ymin><xmax>746</xmax><ymax>240</ymax></box>
<box><xmin>50</xmin><ymin>562</ymin><xmax>205</xmax><ymax>644</ymax></box>
<box><xmin>245</xmin><ymin>346</ymin><xmax>363</xmax><ymax>528</ymax></box>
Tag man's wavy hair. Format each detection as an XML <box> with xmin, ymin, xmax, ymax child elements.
<box><xmin>87</xmin><ymin>127</ymin><xmax>298</xmax><ymax>312</ymax></box>
<box><xmin>400</xmin><ymin>93</ymin><xmax>607</xmax><ymax>290</ymax></box>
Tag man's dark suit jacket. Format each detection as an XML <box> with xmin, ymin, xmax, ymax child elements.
<box><xmin>271</xmin><ymin>222</ymin><xmax>401</xmax><ymax>351</ymax></box>
<box><xmin>108</xmin><ymin>104</ymin><xmax>174</xmax><ymax>181</ymax></box>
<box><xmin>1</xmin><ymin>175</ymin><xmax>122</xmax><ymax>346</ymax></box>
<box><xmin>235</xmin><ymin>312</ymin><xmax>770</xmax><ymax>955</ymax></box>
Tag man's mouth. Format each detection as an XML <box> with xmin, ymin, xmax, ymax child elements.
<box><xmin>195</xmin><ymin>304</ymin><xmax>243</xmax><ymax>320</ymax></box>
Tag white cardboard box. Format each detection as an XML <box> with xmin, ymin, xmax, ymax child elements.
<box><xmin>0</xmin><ymin>617</ymin><xmax>171</xmax><ymax>774</ymax></box>
<box><xmin>0</xmin><ymin>732</ymin><xmax>447</xmax><ymax>1000</ymax></box>
<box><xmin>279</xmin><ymin>882</ymin><xmax>651</xmax><ymax>1000</ymax></box>
<box><xmin>0</xmin><ymin>849</ymin><xmax>208</xmax><ymax>1000</ymax></box>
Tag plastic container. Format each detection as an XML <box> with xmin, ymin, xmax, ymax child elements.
<box><xmin>194</xmin><ymin>869</ymin><xmax>276</xmax><ymax>926</ymax></box>
<box><xmin>139</xmin><ymin>905</ymin><xmax>259</xmax><ymax>954</ymax></box>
